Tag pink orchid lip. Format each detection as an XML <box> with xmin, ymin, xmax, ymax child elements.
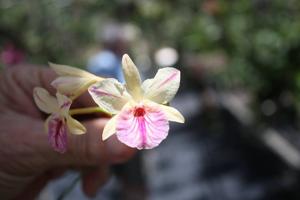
<box><xmin>48</xmin><ymin>115</ymin><xmax>67</xmax><ymax>153</ymax></box>
<box><xmin>116</xmin><ymin>103</ymin><xmax>169</xmax><ymax>150</ymax></box>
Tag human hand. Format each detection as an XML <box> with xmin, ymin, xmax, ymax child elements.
<box><xmin>0</xmin><ymin>66</ymin><xmax>135</xmax><ymax>199</ymax></box>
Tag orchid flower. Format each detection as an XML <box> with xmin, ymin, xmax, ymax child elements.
<box><xmin>88</xmin><ymin>54</ymin><xmax>184</xmax><ymax>149</ymax></box>
<box><xmin>49</xmin><ymin>63</ymin><xmax>104</xmax><ymax>98</ymax></box>
<box><xmin>33</xmin><ymin>87</ymin><xmax>86</xmax><ymax>153</ymax></box>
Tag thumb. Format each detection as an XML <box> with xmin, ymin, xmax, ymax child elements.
<box><xmin>1</xmin><ymin>66</ymin><xmax>136</xmax><ymax>168</ymax></box>
<box><xmin>81</xmin><ymin>165</ymin><xmax>110</xmax><ymax>197</ymax></box>
<box><xmin>61</xmin><ymin>118</ymin><xmax>136</xmax><ymax>166</ymax></box>
<box><xmin>19</xmin><ymin>116</ymin><xmax>135</xmax><ymax>171</ymax></box>
<box><xmin>1</xmin><ymin>66</ymin><xmax>135</xmax><ymax>170</ymax></box>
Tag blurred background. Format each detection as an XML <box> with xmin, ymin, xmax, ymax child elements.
<box><xmin>2</xmin><ymin>0</ymin><xmax>300</xmax><ymax>199</ymax></box>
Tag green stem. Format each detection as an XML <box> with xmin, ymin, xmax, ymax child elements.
<box><xmin>69</xmin><ymin>107</ymin><xmax>111</xmax><ymax>116</ymax></box>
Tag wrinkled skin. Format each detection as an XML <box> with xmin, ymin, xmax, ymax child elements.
<box><xmin>0</xmin><ymin>66</ymin><xmax>135</xmax><ymax>199</ymax></box>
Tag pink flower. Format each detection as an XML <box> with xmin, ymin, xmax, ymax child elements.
<box><xmin>33</xmin><ymin>88</ymin><xmax>86</xmax><ymax>153</ymax></box>
<box><xmin>89</xmin><ymin>54</ymin><xmax>184</xmax><ymax>149</ymax></box>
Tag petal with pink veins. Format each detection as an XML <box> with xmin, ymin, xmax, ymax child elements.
<box><xmin>47</xmin><ymin>115</ymin><xmax>68</xmax><ymax>153</ymax></box>
<box><xmin>88</xmin><ymin>78</ymin><xmax>131</xmax><ymax>114</ymax></box>
<box><xmin>143</xmin><ymin>67</ymin><xmax>180</xmax><ymax>104</ymax></box>
<box><xmin>56</xmin><ymin>93</ymin><xmax>72</xmax><ymax>115</ymax></box>
<box><xmin>116</xmin><ymin>104</ymin><xmax>169</xmax><ymax>149</ymax></box>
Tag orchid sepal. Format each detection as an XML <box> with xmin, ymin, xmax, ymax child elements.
<box><xmin>49</xmin><ymin>62</ymin><xmax>104</xmax><ymax>98</ymax></box>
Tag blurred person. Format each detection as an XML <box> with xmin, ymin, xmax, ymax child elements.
<box><xmin>87</xmin><ymin>50</ymin><xmax>123</xmax><ymax>82</ymax></box>
<box><xmin>87</xmin><ymin>22</ymin><xmax>135</xmax><ymax>82</ymax></box>
<box><xmin>0</xmin><ymin>66</ymin><xmax>135</xmax><ymax>199</ymax></box>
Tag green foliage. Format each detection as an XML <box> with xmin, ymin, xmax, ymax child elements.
<box><xmin>1</xmin><ymin>0</ymin><xmax>300</xmax><ymax>112</ymax></box>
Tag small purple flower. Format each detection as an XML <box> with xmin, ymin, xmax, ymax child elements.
<box><xmin>33</xmin><ymin>88</ymin><xmax>86</xmax><ymax>153</ymax></box>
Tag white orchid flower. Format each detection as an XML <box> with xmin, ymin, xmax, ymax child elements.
<box><xmin>88</xmin><ymin>54</ymin><xmax>184</xmax><ymax>149</ymax></box>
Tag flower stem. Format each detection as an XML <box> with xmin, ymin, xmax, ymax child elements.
<box><xmin>69</xmin><ymin>107</ymin><xmax>111</xmax><ymax>116</ymax></box>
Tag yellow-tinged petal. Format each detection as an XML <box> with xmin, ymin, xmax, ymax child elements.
<box><xmin>102</xmin><ymin>114</ymin><xmax>118</xmax><ymax>140</ymax></box>
<box><xmin>66</xmin><ymin>115</ymin><xmax>86</xmax><ymax>135</ymax></box>
<box><xmin>56</xmin><ymin>93</ymin><xmax>72</xmax><ymax>115</ymax></box>
<box><xmin>49</xmin><ymin>62</ymin><xmax>102</xmax><ymax>80</ymax></box>
<box><xmin>141</xmin><ymin>78</ymin><xmax>153</xmax><ymax>91</ymax></box>
<box><xmin>159</xmin><ymin>104</ymin><xmax>185</xmax><ymax>123</ymax></box>
<box><xmin>33</xmin><ymin>87</ymin><xmax>59</xmax><ymax>113</ymax></box>
<box><xmin>88</xmin><ymin>78</ymin><xmax>131</xmax><ymax>114</ymax></box>
<box><xmin>122</xmin><ymin>54</ymin><xmax>142</xmax><ymax>100</ymax></box>
<box><xmin>51</xmin><ymin>77</ymin><xmax>98</xmax><ymax>97</ymax></box>
<box><xmin>143</xmin><ymin>67</ymin><xmax>180</xmax><ymax>104</ymax></box>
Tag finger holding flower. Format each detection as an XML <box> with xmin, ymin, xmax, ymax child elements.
<box><xmin>34</xmin><ymin>54</ymin><xmax>185</xmax><ymax>152</ymax></box>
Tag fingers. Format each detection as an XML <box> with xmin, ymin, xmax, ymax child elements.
<box><xmin>3</xmin><ymin>65</ymin><xmax>57</xmax><ymax>96</ymax></box>
<box><xmin>64</xmin><ymin>118</ymin><xmax>136</xmax><ymax>166</ymax></box>
<box><xmin>1</xmin><ymin>65</ymin><xmax>109</xmax><ymax>121</ymax></box>
<box><xmin>0</xmin><ymin>66</ymin><xmax>57</xmax><ymax>117</ymax></box>
<box><xmin>21</xmin><ymin>116</ymin><xmax>135</xmax><ymax>170</ymax></box>
<box><xmin>12</xmin><ymin>169</ymin><xmax>66</xmax><ymax>200</ymax></box>
<box><xmin>0</xmin><ymin>66</ymin><xmax>136</xmax><ymax>198</ymax></box>
<box><xmin>81</xmin><ymin>165</ymin><xmax>110</xmax><ymax>197</ymax></box>
<box><xmin>1</xmin><ymin>66</ymin><xmax>136</xmax><ymax>169</ymax></box>
<box><xmin>4</xmin><ymin>65</ymin><xmax>104</xmax><ymax>112</ymax></box>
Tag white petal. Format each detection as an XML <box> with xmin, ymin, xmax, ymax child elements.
<box><xmin>102</xmin><ymin>115</ymin><xmax>118</xmax><ymax>140</ymax></box>
<box><xmin>143</xmin><ymin>67</ymin><xmax>180</xmax><ymax>104</ymax></box>
<box><xmin>122</xmin><ymin>54</ymin><xmax>142</xmax><ymax>100</ymax></box>
<box><xmin>49</xmin><ymin>62</ymin><xmax>101</xmax><ymax>79</ymax></box>
<box><xmin>51</xmin><ymin>76</ymin><xmax>98</xmax><ymax>97</ymax></box>
<box><xmin>159</xmin><ymin>104</ymin><xmax>185</xmax><ymax>123</ymax></box>
<box><xmin>33</xmin><ymin>87</ymin><xmax>58</xmax><ymax>113</ymax></box>
<box><xmin>66</xmin><ymin>115</ymin><xmax>86</xmax><ymax>135</ymax></box>
<box><xmin>56</xmin><ymin>93</ymin><xmax>72</xmax><ymax>114</ymax></box>
<box><xmin>88</xmin><ymin>78</ymin><xmax>131</xmax><ymax>114</ymax></box>
<box><xmin>141</xmin><ymin>78</ymin><xmax>153</xmax><ymax>90</ymax></box>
